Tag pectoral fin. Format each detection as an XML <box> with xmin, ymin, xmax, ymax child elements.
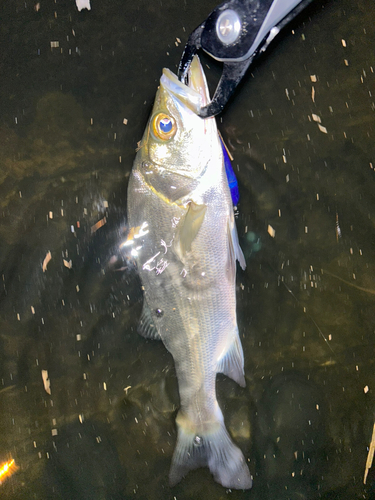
<box><xmin>137</xmin><ymin>300</ymin><xmax>161</xmax><ymax>340</ymax></box>
<box><xmin>174</xmin><ymin>201</ymin><xmax>207</xmax><ymax>259</ymax></box>
<box><xmin>216</xmin><ymin>331</ymin><xmax>246</xmax><ymax>387</ymax></box>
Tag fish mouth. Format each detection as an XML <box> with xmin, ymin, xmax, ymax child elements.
<box><xmin>160</xmin><ymin>56</ymin><xmax>210</xmax><ymax>115</ymax></box>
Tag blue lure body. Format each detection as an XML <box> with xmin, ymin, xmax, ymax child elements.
<box><xmin>220</xmin><ymin>137</ymin><xmax>239</xmax><ymax>206</ymax></box>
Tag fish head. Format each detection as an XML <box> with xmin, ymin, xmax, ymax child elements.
<box><xmin>136</xmin><ymin>56</ymin><xmax>219</xmax><ymax>189</ymax></box>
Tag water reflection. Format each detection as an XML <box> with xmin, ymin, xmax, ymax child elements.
<box><xmin>1</xmin><ymin>0</ymin><xmax>375</xmax><ymax>498</ymax></box>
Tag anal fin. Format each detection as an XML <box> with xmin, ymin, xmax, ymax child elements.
<box><xmin>137</xmin><ymin>301</ymin><xmax>161</xmax><ymax>340</ymax></box>
<box><xmin>227</xmin><ymin>206</ymin><xmax>246</xmax><ymax>271</ymax></box>
<box><xmin>217</xmin><ymin>332</ymin><xmax>246</xmax><ymax>387</ymax></box>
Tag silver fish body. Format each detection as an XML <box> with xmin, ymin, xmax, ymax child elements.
<box><xmin>127</xmin><ymin>56</ymin><xmax>251</xmax><ymax>489</ymax></box>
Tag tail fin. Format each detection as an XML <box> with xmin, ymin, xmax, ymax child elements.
<box><xmin>169</xmin><ymin>410</ymin><xmax>252</xmax><ymax>489</ymax></box>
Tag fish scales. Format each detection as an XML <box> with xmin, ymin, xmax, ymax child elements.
<box><xmin>127</xmin><ymin>56</ymin><xmax>251</xmax><ymax>489</ymax></box>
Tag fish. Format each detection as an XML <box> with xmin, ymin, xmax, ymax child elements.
<box><xmin>127</xmin><ymin>55</ymin><xmax>251</xmax><ymax>489</ymax></box>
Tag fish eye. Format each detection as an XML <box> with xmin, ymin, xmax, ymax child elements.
<box><xmin>152</xmin><ymin>113</ymin><xmax>177</xmax><ymax>141</ymax></box>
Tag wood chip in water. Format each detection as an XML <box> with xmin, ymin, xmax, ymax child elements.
<box><xmin>364</xmin><ymin>422</ymin><xmax>375</xmax><ymax>483</ymax></box>
<box><xmin>91</xmin><ymin>217</ymin><xmax>107</xmax><ymax>234</ymax></box>
<box><xmin>267</xmin><ymin>225</ymin><xmax>275</xmax><ymax>238</ymax></box>
<box><xmin>42</xmin><ymin>251</ymin><xmax>52</xmax><ymax>272</ymax></box>
<box><xmin>312</xmin><ymin>113</ymin><xmax>321</xmax><ymax>123</ymax></box>
<box><xmin>318</xmin><ymin>123</ymin><xmax>328</xmax><ymax>134</ymax></box>
<box><xmin>41</xmin><ymin>370</ymin><xmax>51</xmax><ymax>395</ymax></box>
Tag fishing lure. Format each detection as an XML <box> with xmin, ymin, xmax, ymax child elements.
<box><xmin>220</xmin><ymin>136</ymin><xmax>239</xmax><ymax>206</ymax></box>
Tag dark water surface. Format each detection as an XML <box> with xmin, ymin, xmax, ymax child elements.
<box><xmin>1</xmin><ymin>0</ymin><xmax>375</xmax><ymax>498</ymax></box>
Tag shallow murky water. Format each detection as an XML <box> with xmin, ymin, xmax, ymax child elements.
<box><xmin>1</xmin><ymin>0</ymin><xmax>375</xmax><ymax>498</ymax></box>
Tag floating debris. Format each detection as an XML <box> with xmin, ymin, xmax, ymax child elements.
<box><xmin>42</xmin><ymin>251</ymin><xmax>52</xmax><ymax>272</ymax></box>
<box><xmin>364</xmin><ymin>422</ymin><xmax>375</xmax><ymax>484</ymax></box>
<box><xmin>267</xmin><ymin>225</ymin><xmax>276</xmax><ymax>238</ymax></box>
<box><xmin>312</xmin><ymin>113</ymin><xmax>321</xmax><ymax>123</ymax></box>
<box><xmin>41</xmin><ymin>370</ymin><xmax>51</xmax><ymax>395</ymax></box>
<box><xmin>335</xmin><ymin>212</ymin><xmax>342</xmax><ymax>241</ymax></box>
<box><xmin>91</xmin><ymin>217</ymin><xmax>107</xmax><ymax>234</ymax></box>
<box><xmin>76</xmin><ymin>0</ymin><xmax>91</xmax><ymax>11</ymax></box>
<box><xmin>318</xmin><ymin>123</ymin><xmax>328</xmax><ymax>134</ymax></box>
